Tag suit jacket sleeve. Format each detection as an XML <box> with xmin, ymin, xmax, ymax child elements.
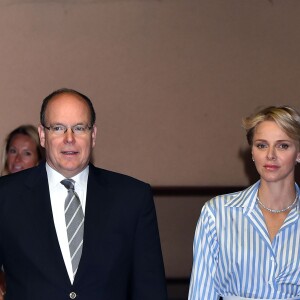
<box><xmin>130</xmin><ymin>184</ymin><xmax>168</xmax><ymax>300</ymax></box>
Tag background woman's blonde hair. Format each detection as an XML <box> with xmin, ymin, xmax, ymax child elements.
<box><xmin>242</xmin><ymin>106</ymin><xmax>300</xmax><ymax>146</ymax></box>
<box><xmin>0</xmin><ymin>124</ymin><xmax>44</xmax><ymax>176</ymax></box>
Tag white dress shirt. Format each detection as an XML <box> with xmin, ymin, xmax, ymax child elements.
<box><xmin>46</xmin><ymin>163</ymin><xmax>89</xmax><ymax>284</ymax></box>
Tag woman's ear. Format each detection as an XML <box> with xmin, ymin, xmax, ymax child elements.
<box><xmin>296</xmin><ymin>152</ymin><xmax>300</xmax><ymax>163</ymax></box>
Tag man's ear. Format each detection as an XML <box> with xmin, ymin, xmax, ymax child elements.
<box><xmin>91</xmin><ymin>125</ymin><xmax>97</xmax><ymax>148</ymax></box>
<box><xmin>38</xmin><ymin>125</ymin><xmax>46</xmax><ymax>148</ymax></box>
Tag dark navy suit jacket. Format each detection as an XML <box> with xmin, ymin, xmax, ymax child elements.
<box><xmin>0</xmin><ymin>163</ymin><xmax>167</xmax><ymax>300</ymax></box>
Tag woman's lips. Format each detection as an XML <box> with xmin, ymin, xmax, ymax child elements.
<box><xmin>11</xmin><ymin>165</ymin><xmax>23</xmax><ymax>173</ymax></box>
<box><xmin>264</xmin><ymin>164</ymin><xmax>279</xmax><ymax>170</ymax></box>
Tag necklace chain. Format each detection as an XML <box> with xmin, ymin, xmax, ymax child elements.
<box><xmin>256</xmin><ymin>194</ymin><xmax>298</xmax><ymax>213</ymax></box>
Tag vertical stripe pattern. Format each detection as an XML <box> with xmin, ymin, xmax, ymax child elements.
<box><xmin>188</xmin><ymin>181</ymin><xmax>300</xmax><ymax>300</ymax></box>
<box><xmin>61</xmin><ymin>179</ymin><xmax>84</xmax><ymax>277</ymax></box>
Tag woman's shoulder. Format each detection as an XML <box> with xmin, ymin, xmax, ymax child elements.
<box><xmin>204</xmin><ymin>181</ymin><xmax>260</xmax><ymax>212</ymax></box>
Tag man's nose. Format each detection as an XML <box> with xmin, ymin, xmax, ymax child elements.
<box><xmin>64</xmin><ymin>128</ymin><xmax>76</xmax><ymax>143</ymax></box>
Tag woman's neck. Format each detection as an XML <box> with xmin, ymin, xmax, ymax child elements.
<box><xmin>258</xmin><ymin>179</ymin><xmax>296</xmax><ymax>209</ymax></box>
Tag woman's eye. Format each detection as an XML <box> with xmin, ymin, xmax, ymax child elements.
<box><xmin>256</xmin><ymin>143</ymin><xmax>267</xmax><ymax>149</ymax></box>
<box><xmin>24</xmin><ymin>151</ymin><xmax>32</xmax><ymax>156</ymax></box>
<box><xmin>278</xmin><ymin>144</ymin><xmax>289</xmax><ymax>150</ymax></box>
<box><xmin>8</xmin><ymin>148</ymin><xmax>16</xmax><ymax>154</ymax></box>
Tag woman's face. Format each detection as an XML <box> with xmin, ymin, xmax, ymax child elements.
<box><xmin>252</xmin><ymin>120</ymin><xmax>300</xmax><ymax>184</ymax></box>
<box><xmin>7</xmin><ymin>134</ymin><xmax>39</xmax><ymax>174</ymax></box>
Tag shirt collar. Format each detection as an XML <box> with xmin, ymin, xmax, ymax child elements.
<box><xmin>46</xmin><ymin>163</ymin><xmax>89</xmax><ymax>190</ymax></box>
<box><xmin>225</xmin><ymin>180</ymin><xmax>300</xmax><ymax>215</ymax></box>
<box><xmin>225</xmin><ymin>181</ymin><xmax>260</xmax><ymax>210</ymax></box>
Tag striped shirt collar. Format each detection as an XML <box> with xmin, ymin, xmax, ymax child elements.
<box><xmin>225</xmin><ymin>180</ymin><xmax>300</xmax><ymax>215</ymax></box>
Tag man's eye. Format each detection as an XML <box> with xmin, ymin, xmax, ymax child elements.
<box><xmin>74</xmin><ymin>126</ymin><xmax>85</xmax><ymax>132</ymax></box>
<box><xmin>52</xmin><ymin>125</ymin><xmax>65</xmax><ymax>131</ymax></box>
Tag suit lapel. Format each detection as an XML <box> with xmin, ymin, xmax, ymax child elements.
<box><xmin>25</xmin><ymin>163</ymin><xmax>71</xmax><ymax>286</ymax></box>
<box><xmin>74</xmin><ymin>165</ymin><xmax>113</xmax><ymax>283</ymax></box>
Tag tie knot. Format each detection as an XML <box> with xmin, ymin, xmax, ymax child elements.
<box><xmin>61</xmin><ymin>178</ymin><xmax>75</xmax><ymax>191</ymax></box>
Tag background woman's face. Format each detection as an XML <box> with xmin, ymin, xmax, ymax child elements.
<box><xmin>7</xmin><ymin>134</ymin><xmax>39</xmax><ymax>174</ymax></box>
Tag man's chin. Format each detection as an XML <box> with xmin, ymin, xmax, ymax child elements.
<box><xmin>57</xmin><ymin>164</ymin><xmax>85</xmax><ymax>177</ymax></box>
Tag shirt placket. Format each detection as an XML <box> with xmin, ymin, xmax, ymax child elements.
<box><xmin>267</xmin><ymin>245</ymin><xmax>277</xmax><ymax>290</ymax></box>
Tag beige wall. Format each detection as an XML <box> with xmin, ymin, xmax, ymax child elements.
<box><xmin>1</xmin><ymin>0</ymin><xmax>300</xmax><ymax>186</ymax></box>
<box><xmin>155</xmin><ymin>195</ymin><xmax>211</xmax><ymax>278</ymax></box>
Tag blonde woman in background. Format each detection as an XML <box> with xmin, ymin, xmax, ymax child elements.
<box><xmin>0</xmin><ymin>124</ymin><xmax>44</xmax><ymax>298</ymax></box>
<box><xmin>0</xmin><ymin>124</ymin><xmax>44</xmax><ymax>175</ymax></box>
<box><xmin>189</xmin><ymin>106</ymin><xmax>300</xmax><ymax>300</ymax></box>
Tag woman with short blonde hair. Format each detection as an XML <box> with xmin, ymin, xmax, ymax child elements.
<box><xmin>189</xmin><ymin>105</ymin><xmax>300</xmax><ymax>300</ymax></box>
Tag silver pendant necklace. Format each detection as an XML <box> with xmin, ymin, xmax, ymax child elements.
<box><xmin>256</xmin><ymin>194</ymin><xmax>298</xmax><ymax>213</ymax></box>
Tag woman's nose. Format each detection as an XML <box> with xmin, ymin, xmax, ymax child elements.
<box><xmin>266</xmin><ymin>147</ymin><xmax>276</xmax><ymax>160</ymax></box>
<box><xmin>15</xmin><ymin>153</ymin><xmax>22</xmax><ymax>162</ymax></box>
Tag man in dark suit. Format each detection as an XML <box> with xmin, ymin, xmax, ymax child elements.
<box><xmin>0</xmin><ymin>88</ymin><xmax>167</xmax><ymax>300</ymax></box>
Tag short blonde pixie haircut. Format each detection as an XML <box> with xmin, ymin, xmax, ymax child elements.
<box><xmin>242</xmin><ymin>106</ymin><xmax>300</xmax><ymax>146</ymax></box>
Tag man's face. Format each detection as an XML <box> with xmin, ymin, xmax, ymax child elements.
<box><xmin>38</xmin><ymin>93</ymin><xmax>97</xmax><ymax>178</ymax></box>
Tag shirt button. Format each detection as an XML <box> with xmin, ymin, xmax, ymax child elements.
<box><xmin>69</xmin><ymin>292</ymin><xmax>77</xmax><ymax>299</ymax></box>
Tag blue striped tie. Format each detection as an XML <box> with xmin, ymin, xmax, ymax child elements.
<box><xmin>61</xmin><ymin>179</ymin><xmax>84</xmax><ymax>277</ymax></box>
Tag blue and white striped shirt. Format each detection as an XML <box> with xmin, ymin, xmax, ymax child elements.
<box><xmin>188</xmin><ymin>181</ymin><xmax>300</xmax><ymax>300</ymax></box>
